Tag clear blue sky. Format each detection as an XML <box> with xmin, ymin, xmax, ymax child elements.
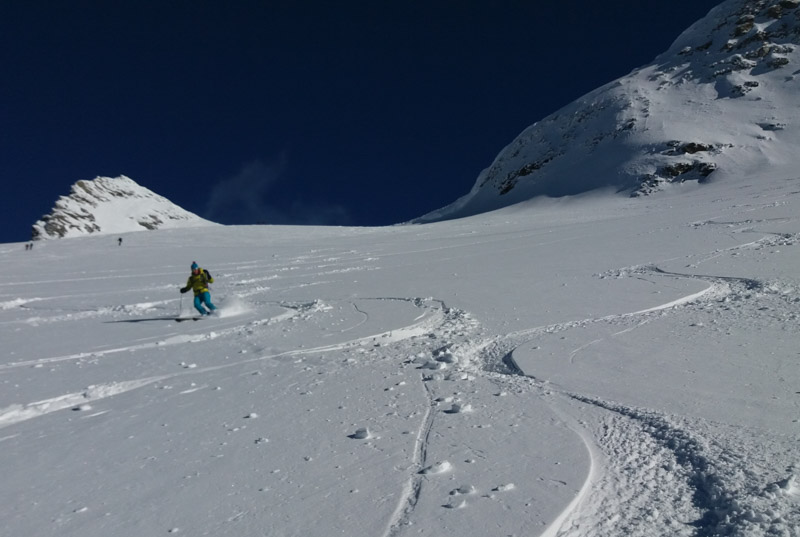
<box><xmin>1</xmin><ymin>1</ymin><xmax>722</xmax><ymax>243</ymax></box>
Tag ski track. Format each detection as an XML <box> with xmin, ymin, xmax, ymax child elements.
<box><xmin>0</xmin><ymin>376</ymin><xmax>168</xmax><ymax>429</ymax></box>
<box><xmin>342</xmin><ymin>301</ymin><xmax>370</xmax><ymax>333</ymax></box>
<box><xmin>0</xmin><ymin>297</ymin><xmax>445</xmax><ymax>430</ymax></box>
<box><xmin>2</xmin><ymin>230</ymin><xmax>798</xmax><ymax>536</ymax></box>
<box><xmin>543</xmin><ymin>392</ymin><xmax>800</xmax><ymax>537</ymax></box>
<box><xmin>1</xmin><ymin>299</ymin><xmax>339</xmax><ymax>371</ymax></box>
<box><xmin>537</xmin><ymin>402</ymin><xmax>602</xmax><ymax>537</ymax></box>
<box><xmin>356</xmin><ymin>229</ymin><xmax>799</xmax><ymax>537</ymax></box>
<box><xmin>384</xmin><ymin>380</ymin><xmax>436</xmax><ymax>537</ymax></box>
<box><xmin>483</xmin><ymin>231</ymin><xmax>800</xmax><ymax>537</ymax></box>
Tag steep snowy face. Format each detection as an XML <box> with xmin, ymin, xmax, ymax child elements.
<box><xmin>419</xmin><ymin>0</ymin><xmax>800</xmax><ymax>222</ymax></box>
<box><xmin>32</xmin><ymin>176</ymin><xmax>217</xmax><ymax>240</ymax></box>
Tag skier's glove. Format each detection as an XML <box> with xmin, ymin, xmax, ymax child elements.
<box><xmin>180</xmin><ymin>287</ymin><xmax>189</xmax><ymax>294</ymax></box>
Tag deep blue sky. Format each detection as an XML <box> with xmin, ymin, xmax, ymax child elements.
<box><xmin>2</xmin><ymin>1</ymin><xmax>722</xmax><ymax>243</ymax></box>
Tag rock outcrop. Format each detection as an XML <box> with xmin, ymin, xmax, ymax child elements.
<box><xmin>32</xmin><ymin>176</ymin><xmax>216</xmax><ymax>240</ymax></box>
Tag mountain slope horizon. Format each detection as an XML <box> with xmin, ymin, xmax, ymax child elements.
<box><xmin>29</xmin><ymin>2</ymin><xmax>800</xmax><ymax>236</ymax></box>
<box><xmin>416</xmin><ymin>0</ymin><xmax>800</xmax><ymax>223</ymax></box>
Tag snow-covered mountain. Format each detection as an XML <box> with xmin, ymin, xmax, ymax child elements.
<box><xmin>4</xmin><ymin>2</ymin><xmax>799</xmax><ymax>535</ymax></box>
<box><xmin>2</xmin><ymin>168</ymin><xmax>799</xmax><ymax>537</ymax></box>
<box><xmin>417</xmin><ymin>0</ymin><xmax>800</xmax><ymax>222</ymax></box>
<box><xmin>31</xmin><ymin>175</ymin><xmax>217</xmax><ymax>240</ymax></box>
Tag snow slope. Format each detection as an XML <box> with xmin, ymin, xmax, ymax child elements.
<box><xmin>1</xmin><ymin>168</ymin><xmax>798</xmax><ymax>536</ymax></box>
<box><xmin>32</xmin><ymin>176</ymin><xmax>217</xmax><ymax>240</ymax></box>
<box><xmin>417</xmin><ymin>0</ymin><xmax>800</xmax><ymax>222</ymax></box>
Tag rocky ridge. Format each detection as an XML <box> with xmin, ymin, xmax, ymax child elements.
<box><xmin>417</xmin><ymin>0</ymin><xmax>800</xmax><ymax>222</ymax></box>
<box><xmin>32</xmin><ymin>176</ymin><xmax>215</xmax><ymax>240</ymax></box>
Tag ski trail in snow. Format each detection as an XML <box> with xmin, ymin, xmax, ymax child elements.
<box><xmin>429</xmin><ymin>230</ymin><xmax>800</xmax><ymax>537</ymax></box>
<box><xmin>384</xmin><ymin>379</ymin><xmax>436</xmax><ymax>537</ymax></box>
<box><xmin>0</xmin><ymin>304</ymin><xmax>280</xmax><ymax>370</ymax></box>
<box><xmin>545</xmin><ymin>393</ymin><xmax>800</xmax><ymax>537</ymax></box>
<box><xmin>3</xmin><ymin>231</ymin><xmax>793</xmax><ymax>533</ymax></box>
<box><xmin>610</xmin><ymin>319</ymin><xmax>651</xmax><ymax>337</ymax></box>
<box><xmin>494</xmin><ymin>263</ymin><xmax>752</xmax><ymax>352</ymax></box>
<box><xmin>0</xmin><ymin>332</ymin><xmax>217</xmax><ymax>370</ymax></box>
<box><xmin>485</xmin><ymin>256</ymin><xmax>800</xmax><ymax>537</ymax></box>
<box><xmin>568</xmin><ymin>339</ymin><xmax>603</xmax><ymax>365</ymax></box>
<box><xmin>682</xmin><ymin>229</ymin><xmax>800</xmax><ymax>269</ymax></box>
<box><xmin>340</xmin><ymin>301</ymin><xmax>369</xmax><ymax>333</ymax></box>
<box><xmin>0</xmin><ymin>298</ymin><xmax>447</xmax><ymax>430</ymax></box>
<box><xmin>0</xmin><ymin>376</ymin><xmax>168</xmax><ymax>429</ymax></box>
<box><xmin>564</xmin><ymin>274</ymin><xmax>717</xmax><ymax>363</ymax></box>
<box><xmin>538</xmin><ymin>397</ymin><xmax>603</xmax><ymax>537</ymax></box>
<box><xmin>0</xmin><ymin>299</ymin><xmax>373</xmax><ymax>371</ymax></box>
<box><xmin>524</xmin><ymin>392</ymin><xmax>705</xmax><ymax>537</ymax></box>
<box><xmin>626</xmin><ymin>283</ymin><xmax>716</xmax><ymax>315</ymax></box>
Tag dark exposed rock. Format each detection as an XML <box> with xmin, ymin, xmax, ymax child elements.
<box><xmin>758</xmin><ymin>121</ymin><xmax>786</xmax><ymax>130</ymax></box>
<box><xmin>663</xmin><ymin>142</ymin><xmax>717</xmax><ymax>156</ymax></box>
<box><xmin>633</xmin><ymin>162</ymin><xmax>717</xmax><ymax>197</ymax></box>
<box><xmin>734</xmin><ymin>21</ymin><xmax>755</xmax><ymax>36</ymax></box>
<box><xmin>498</xmin><ymin>156</ymin><xmax>558</xmax><ymax>195</ymax></box>
<box><xmin>768</xmin><ymin>55</ymin><xmax>791</xmax><ymax>66</ymax></box>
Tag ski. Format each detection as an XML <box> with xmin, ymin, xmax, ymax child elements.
<box><xmin>175</xmin><ymin>316</ymin><xmax>203</xmax><ymax>322</ymax></box>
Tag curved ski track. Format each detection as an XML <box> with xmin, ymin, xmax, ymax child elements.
<box><xmin>2</xmin><ymin>230</ymin><xmax>798</xmax><ymax>537</ymax></box>
<box><xmin>460</xmin><ymin>233</ymin><xmax>800</xmax><ymax>537</ymax></box>
<box><xmin>0</xmin><ymin>297</ymin><xmax>445</xmax><ymax>429</ymax></box>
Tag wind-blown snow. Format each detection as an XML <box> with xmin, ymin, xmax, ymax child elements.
<box><xmin>1</xmin><ymin>169</ymin><xmax>798</xmax><ymax>536</ymax></box>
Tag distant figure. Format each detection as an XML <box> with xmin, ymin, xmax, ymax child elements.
<box><xmin>180</xmin><ymin>261</ymin><xmax>217</xmax><ymax>316</ymax></box>
<box><xmin>118</xmin><ymin>237</ymin><xmax>123</xmax><ymax>246</ymax></box>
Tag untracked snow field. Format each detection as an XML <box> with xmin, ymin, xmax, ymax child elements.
<box><xmin>1</xmin><ymin>173</ymin><xmax>799</xmax><ymax>537</ymax></box>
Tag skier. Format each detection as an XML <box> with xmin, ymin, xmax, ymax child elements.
<box><xmin>180</xmin><ymin>261</ymin><xmax>217</xmax><ymax>316</ymax></box>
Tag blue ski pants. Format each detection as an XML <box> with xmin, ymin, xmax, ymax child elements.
<box><xmin>194</xmin><ymin>292</ymin><xmax>217</xmax><ymax>315</ymax></box>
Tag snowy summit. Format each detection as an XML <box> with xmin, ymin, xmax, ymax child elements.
<box><xmin>418</xmin><ymin>0</ymin><xmax>800</xmax><ymax>222</ymax></box>
<box><xmin>31</xmin><ymin>175</ymin><xmax>216</xmax><ymax>240</ymax></box>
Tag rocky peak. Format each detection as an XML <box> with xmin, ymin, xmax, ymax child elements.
<box><xmin>32</xmin><ymin>176</ymin><xmax>216</xmax><ymax>240</ymax></box>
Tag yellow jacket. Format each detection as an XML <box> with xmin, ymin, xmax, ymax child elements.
<box><xmin>183</xmin><ymin>268</ymin><xmax>214</xmax><ymax>296</ymax></box>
